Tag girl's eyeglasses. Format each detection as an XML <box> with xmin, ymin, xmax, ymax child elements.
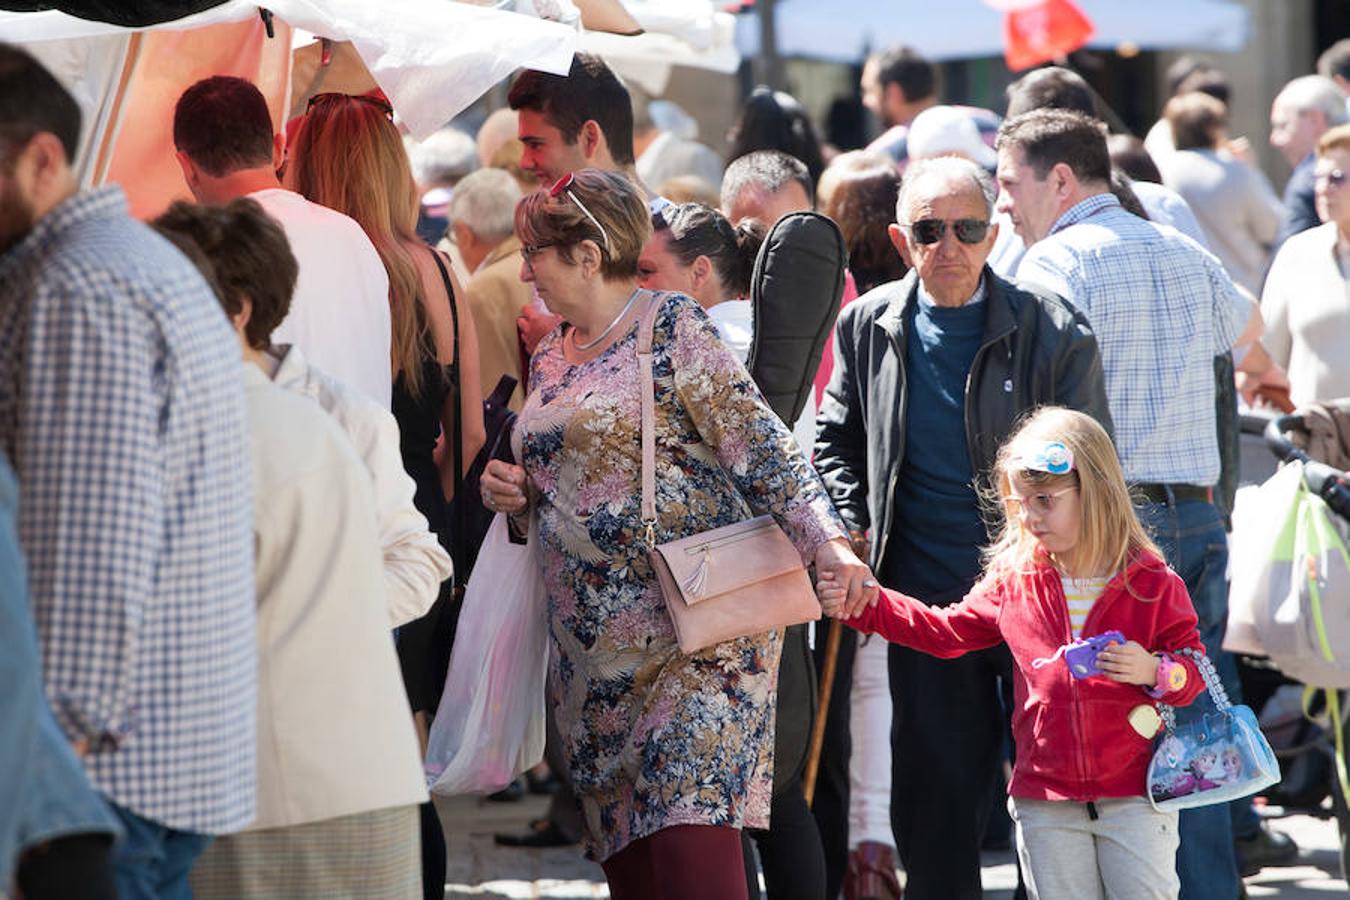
<box><xmin>1005</xmin><ymin>486</ymin><xmax>1077</xmax><ymax>517</ymax></box>
<box><xmin>305</xmin><ymin>92</ymin><xmax>394</xmax><ymax>121</ymax></box>
<box><xmin>548</xmin><ymin>173</ymin><xmax>613</xmax><ymax>257</ymax></box>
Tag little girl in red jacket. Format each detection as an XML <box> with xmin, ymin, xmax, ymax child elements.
<box><xmin>819</xmin><ymin>407</ymin><xmax>1206</xmax><ymax>900</ymax></box>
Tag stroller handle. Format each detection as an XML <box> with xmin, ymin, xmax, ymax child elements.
<box><xmin>1265</xmin><ymin>414</ymin><xmax>1350</xmax><ymax>520</ymax></box>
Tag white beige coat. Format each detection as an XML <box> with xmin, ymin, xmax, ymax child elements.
<box><xmin>242</xmin><ymin>365</ymin><xmax>427</xmax><ymax>829</ymax></box>
<box><xmin>269</xmin><ymin>344</ymin><xmax>451</xmax><ymax>627</ymax></box>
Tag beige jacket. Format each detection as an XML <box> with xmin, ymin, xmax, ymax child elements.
<box><xmin>465</xmin><ymin>235</ymin><xmax>532</xmax><ymax>410</ymax></box>
<box><xmin>268</xmin><ymin>344</ymin><xmax>451</xmax><ymax>627</ymax></box>
<box><xmin>242</xmin><ymin>365</ymin><xmax>427</xmax><ymax>829</ymax></box>
<box><xmin>1262</xmin><ymin>222</ymin><xmax>1350</xmax><ymax>409</ymax></box>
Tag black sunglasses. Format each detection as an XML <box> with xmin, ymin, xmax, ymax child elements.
<box><xmin>907</xmin><ymin>218</ymin><xmax>990</xmax><ymax>245</ymax></box>
<box><xmin>1318</xmin><ymin>168</ymin><xmax>1348</xmax><ymax>188</ymax></box>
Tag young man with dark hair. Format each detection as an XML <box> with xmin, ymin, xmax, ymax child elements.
<box><xmin>172</xmin><ymin>75</ymin><xmax>393</xmax><ymax>408</ymax></box>
<box><xmin>861</xmin><ymin>44</ymin><xmax>1000</xmax><ymax>167</ymax></box>
<box><xmin>0</xmin><ymin>43</ymin><xmax>257</xmax><ymax>898</ymax></box>
<box><xmin>997</xmin><ymin>107</ymin><xmax>1268</xmax><ymax>900</ymax></box>
<box><xmin>508</xmin><ymin>52</ymin><xmax>637</xmax><ymax>185</ymax></box>
<box><xmin>1004</xmin><ymin>66</ymin><xmax>1100</xmax><ymax>121</ymax></box>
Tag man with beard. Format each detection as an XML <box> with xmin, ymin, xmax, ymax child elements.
<box><xmin>0</xmin><ymin>44</ymin><xmax>257</xmax><ymax>897</ymax></box>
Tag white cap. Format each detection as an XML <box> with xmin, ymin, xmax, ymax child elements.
<box><xmin>907</xmin><ymin>105</ymin><xmax>996</xmax><ymax>168</ymax></box>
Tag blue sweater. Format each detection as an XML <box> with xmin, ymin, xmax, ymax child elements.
<box><xmin>884</xmin><ymin>291</ymin><xmax>988</xmax><ymax>605</ymax></box>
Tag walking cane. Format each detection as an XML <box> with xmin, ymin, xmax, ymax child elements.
<box><xmin>803</xmin><ymin>616</ymin><xmax>843</xmax><ymax>807</ymax></box>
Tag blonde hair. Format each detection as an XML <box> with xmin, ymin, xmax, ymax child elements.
<box><xmin>513</xmin><ymin>168</ymin><xmax>651</xmax><ymax>280</ymax></box>
<box><xmin>287</xmin><ymin>94</ymin><xmax>437</xmax><ymax>396</ymax></box>
<box><xmin>983</xmin><ymin>407</ymin><xmax>1161</xmax><ymax>587</ymax></box>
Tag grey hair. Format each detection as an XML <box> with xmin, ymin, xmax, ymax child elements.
<box><xmin>408</xmin><ymin>127</ymin><xmax>478</xmax><ymax>187</ymax></box>
<box><xmin>720</xmin><ymin>150</ymin><xmax>814</xmax><ymax>212</ymax></box>
<box><xmin>894</xmin><ymin>156</ymin><xmax>996</xmax><ymax>226</ymax></box>
<box><xmin>1275</xmin><ymin>75</ymin><xmax>1349</xmax><ymax>127</ymax></box>
<box><xmin>448</xmin><ymin>167</ymin><xmax>522</xmax><ymax>242</ymax></box>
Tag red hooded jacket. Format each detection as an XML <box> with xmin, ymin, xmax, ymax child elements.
<box><xmin>847</xmin><ymin>551</ymin><xmax>1206</xmax><ymax>801</ymax></box>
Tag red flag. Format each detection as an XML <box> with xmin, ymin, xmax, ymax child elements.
<box><xmin>1000</xmin><ymin>0</ymin><xmax>1095</xmax><ymax>71</ymax></box>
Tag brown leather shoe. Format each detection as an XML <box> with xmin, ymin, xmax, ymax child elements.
<box><xmin>843</xmin><ymin>841</ymin><xmax>903</xmax><ymax>900</ymax></box>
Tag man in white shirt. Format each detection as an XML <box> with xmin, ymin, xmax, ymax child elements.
<box><xmin>173</xmin><ymin>76</ymin><xmax>393</xmax><ymax>408</ymax></box>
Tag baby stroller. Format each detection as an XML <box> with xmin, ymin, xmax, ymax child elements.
<box><xmin>1226</xmin><ymin>402</ymin><xmax>1350</xmax><ymax>880</ymax></box>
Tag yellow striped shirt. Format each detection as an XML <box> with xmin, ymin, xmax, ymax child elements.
<box><xmin>1061</xmin><ymin>575</ymin><xmax>1110</xmax><ymax>639</ymax></box>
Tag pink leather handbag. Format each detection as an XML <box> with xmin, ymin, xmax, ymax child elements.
<box><xmin>636</xmin><ymin>296</ymin><xmax>820</xmax><ymax>654</ymax></box>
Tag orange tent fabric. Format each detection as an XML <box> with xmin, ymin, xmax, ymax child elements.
<box><xmin>102</xmin><ymin>17</ymin><xmax>292</xmax><ymax>220</ymax></box>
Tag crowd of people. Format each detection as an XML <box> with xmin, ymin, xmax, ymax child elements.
<box><xmin>3</xmin><ymin>26</ymin><xmax>1350</xmax><ymax>900</ymax></box>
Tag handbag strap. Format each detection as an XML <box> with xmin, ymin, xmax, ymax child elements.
<box><xmin>1158</xmin><ymin>647</ymin><xmax>1232</xmax><ymax>732</ymax></box>
<box><xmin>636</xmin><ymin>293</ymin><xmax>662</xmax><ymax>546</ymax></box>
<box><xmin>429</xmin><ymin>249</ymin><xmax>467</xmax><ymax>584</ymax></box>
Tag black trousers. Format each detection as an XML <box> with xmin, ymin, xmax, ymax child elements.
<box><xmin>15</xmin><ymin>833</ymin><xmax>116</xmax><ymax>900</ymax></box>
<box><xmin>744</xmin><ymin>773</ymin><xmax>827</xmax><ymax>900</ymax></box>
<box><xmin>810</xmin><ymin>622</ymin><xmax>859</xmax><ymax>900</ymax></box>
<box><xmin>889</xmin><ymin>642</ymin><xmax>1011</xmax><ymax>900</ymax></box>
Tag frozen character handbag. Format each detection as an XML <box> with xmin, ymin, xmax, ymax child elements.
<box><xmin>1147</xmin><ymin>647</ymin><xmax>1280</xmax><ymax>811</ymax></box>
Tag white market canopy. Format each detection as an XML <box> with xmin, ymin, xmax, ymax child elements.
<box><xmin>0</xmin><ymin>0</ymin><xmax>578</xmax><ymax>139</ymax></box>
<box><xmin>581</xmin><ymin>0</ymin><xmax>741</xmax><ymax>94</ymax></box>
<box><xmin>735</xmin><ymin>0</ymin><xmax>1250</xmax><ymax>64</ymax></box>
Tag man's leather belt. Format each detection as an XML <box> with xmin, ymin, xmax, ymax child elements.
<box><xmin>1131</xmin><ymin>483</ymin><xmax>1213</xmax><ymax>505</ymax></box>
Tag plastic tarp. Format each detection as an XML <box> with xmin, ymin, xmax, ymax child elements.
<box><xmin>1</xmin><ymin>0</ymin><xmax>578</xmax><ymax>139</ymax></box>
<box><xmin>579</xmin><ymin>0</ymin><xmax>741</xmax><ymax>94</ymax></box>
<box><xmin>734</xmin><ymin>0</ymin><xmax>1249</xmax><ymax>64</ymax></box>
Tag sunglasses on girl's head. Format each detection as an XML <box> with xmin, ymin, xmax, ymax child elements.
<box><xmin>906</xmin><ymin>218</ymin><xmax>990</xmax><ymax>245</ymax></box>
<box><xmin>548</xmin><ymin>173</ymin><xmax>612</xmax><ymax>257</ymax></box>
<box><xmin>304</xmin><ymin>92</ymin><xmax>394</xmax><ymax>121</ymax></box>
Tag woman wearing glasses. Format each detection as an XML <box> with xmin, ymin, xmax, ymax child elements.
<box><xmin>284</xmin><ymin>91</ymin><xmax>485</xmax><ymax>900</ymax></box>
<box><xmin>480</xmin><ymin>169</ymin><xmax>873</xmax><ymax>898</ymax></box>
<box><xmin>1258</xmin><ymin>123</ymin><xmax>1350</xmax><ymax>409</ymax></box>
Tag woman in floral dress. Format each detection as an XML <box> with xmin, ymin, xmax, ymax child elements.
<box><xmin>480</xmin><ymin>169</ymin><xmax>876</xmax><ymax>898</ymax></box>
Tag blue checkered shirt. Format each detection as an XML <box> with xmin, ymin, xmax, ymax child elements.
<box><xmin>1016</xmin><ymin>194</ymin><xmax>1249</xmax><ymax>486</ymax></box>
<box><xmin>0</xmin><ymin>187</ymin><xmax>257</xmax><ymax>834</ymax></box>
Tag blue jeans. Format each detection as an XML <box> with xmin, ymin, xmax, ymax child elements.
<box><xmin>108</xmin><ymin>802</ymin><xmax>211</xmax><ymax>900</ymax></box>
<box><xmin>1135</xmin><ymin>498</ymin><xmax>1240</xmax><ymax>900</ymax></box>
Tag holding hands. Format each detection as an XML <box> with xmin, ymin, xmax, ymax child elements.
<box><xmin>814</xmin><ymin>538</ymin><xmax>879</xmax><ymax>620</ymax></box>
<box><xmin>1097</xmin><ymin>640</ymin><xmax>1160</xmax><ymax>686</ymax></box>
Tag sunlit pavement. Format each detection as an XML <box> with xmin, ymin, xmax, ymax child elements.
<box><xmin>433</xmin><ymin>793</ymin><xmax>1345</xmax><ymax>898</ymax></box>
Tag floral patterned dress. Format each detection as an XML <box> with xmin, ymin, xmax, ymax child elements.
<box><xmin>516</xmin><ymin>291</ymin><xmax>845</xmax><ymax>861</ymax></box>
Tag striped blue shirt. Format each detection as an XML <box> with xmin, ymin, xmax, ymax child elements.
<box><xmin>1016</xmin><ymin>194</ymin><xmax>1250</xmax><ymax>486</ymax></box>
<box><xmin>0</xmin><ymin>186</ymin><xmax>257</xmax><ymax>833</ymax></box>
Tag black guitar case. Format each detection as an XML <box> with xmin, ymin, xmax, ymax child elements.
<box><xmin>746</xmin><ymin>211</ymin><xmax>847</xmax><ymax>427</ymax></box>
<box><xmin>744</xmin><ymin>211</ymin><xmax>847</xmax><ymax>796</ymax></box>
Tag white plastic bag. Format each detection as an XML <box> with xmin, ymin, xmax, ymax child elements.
<box><xmin>425</xmin><ymin>513</ymin><xmax>548</xmax><ymax>795</ymax></box>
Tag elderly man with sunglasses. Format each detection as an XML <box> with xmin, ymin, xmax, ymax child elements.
<box><xmin>815</xmin><ymin>155</ymin><xmax>1112</xmax><ymax>900</ymax></box>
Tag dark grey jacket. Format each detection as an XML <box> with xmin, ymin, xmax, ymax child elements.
<box><xmin>815</xmin><ymin>268</ymin><xmax>1113</xmax><ymax>574</ymax></box>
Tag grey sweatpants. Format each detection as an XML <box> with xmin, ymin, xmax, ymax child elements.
<box><xmin>1009</xmin><ymin>795</ymin><xmax>1180</xmax><ymax>900</ymax></box>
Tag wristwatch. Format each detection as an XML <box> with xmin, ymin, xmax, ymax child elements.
<box><xmin>1147</xmin><ymin>652</ymin><xmax>1187</xmax><ymax>698</ymax></box>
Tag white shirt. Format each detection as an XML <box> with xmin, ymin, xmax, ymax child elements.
<box><xmin>706</xmin><ymin>300</ymin><xmax>817</xmax><ymax>455</ymax></box>
<box><xmin>269</xmin><ymin>345</ymin><xmax>451</xmax><ymax>627</ymax></box>
<box><xmin>241</xmin><ymin>365</ymin><xmax>426</xmax><ymax>829</ymax></box>
<box><xmin>250</xmin><ymin>189</ymin><xmax>393</xmax><ymax>408</ymax></box>
<box><xmin>1260</xmin><ymin>222</ymin><xmax>1350</xmax><ymax>408</ymax></box>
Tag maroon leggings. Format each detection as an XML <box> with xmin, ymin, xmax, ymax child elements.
<box><xmin>601</xmin><ymin>825</ymin><xmax>749</xmax><ymax>900</ymax></box>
